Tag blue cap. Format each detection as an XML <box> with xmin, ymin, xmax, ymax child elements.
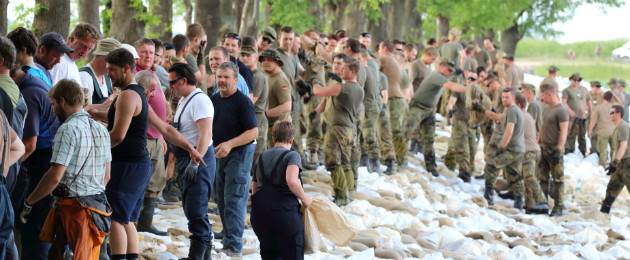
<box><xmin>40</xmin><ymin>32</ymin><xmax>74</xmax><ymax>53</ymax></box>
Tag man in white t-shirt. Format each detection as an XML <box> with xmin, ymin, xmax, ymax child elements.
<box><xmin>50</xmin><ymin>23</ymin><xmax>100</xmax><ymax>88</ymax></box>
<box><xmin>168</xmin><ymin>62</ymin><xmax>216</xmax><ymax>259</ymax></box>
<box><xmin>79</xmin><ymin>38</ymin><xmax>121</xmax><ymax>106</ymax></box>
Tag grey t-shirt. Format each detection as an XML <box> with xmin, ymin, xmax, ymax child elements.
<box><xmin>253</xmin><ymin>146</ymin><xmax>303</xmax><ymax>194</ymax></box>
<box><xmin>410</xmin><ymin>71</ymin><xmax>448</xmax><ymax>109</ymax></box>
<box><xmin>185</xmin><ymin>54</ymin><xmax>199</xmax><ymax>73</ymax></box>
<box><xmin>613</xmin><ymin>121</ymin><xmax>630</xmax><ymax>159</ymax></box>
<box><xmin>505</xmin><ymin>105</ymin><xmax>525</xmax><ymax>153</ymax></box>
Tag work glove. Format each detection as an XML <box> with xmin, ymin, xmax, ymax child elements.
<box><xmin>448</xmin><ymin>109</ymin><xmax>456</xmax><ymax>118</ymax></box>
<box><xmin>182</xmin><ymin>160</ymin><xmax>200</xmax><ymax>183</ymax></box>
<box><xmin>472</xmin><ymin>103</ymin><xmax>485</xmax><ymax>113</ymax></box>
<box><xmin>196</xmin><ymin>40</ymin><xmax>206</xmax><ymax>66</ymax></box>
<box><xmin>20</xmin><ymin>201</ymin><xmax>33</xmax><ymax>224</ymax></box>
<box><xmin>327</xmin><ymin>72</ymin><xmax>342</xmax><ymax>83</ymax></box>
<box><xmin>296</xmin><ymin>79</ymin><xmax>313</xmax><ymax>96</ymax></box>
<box><xmin>606</xmin><ymin>159</ymin><xmax>619</xmax><ymax>176</ymax></box>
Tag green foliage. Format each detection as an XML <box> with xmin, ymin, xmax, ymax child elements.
<box><xmin>358</xmin><ymin>0</ymin><xmax>390</xmax><ymax>24</ymax></box>
<box><xmin>264</xmin><ymin>0</ymin><xmax>318</xmax><ymax>33</ymax></box>
<box><xmin>130</xmin><ymin>0</ymin><xmax>161</xmax><ymax>37</ymax></box>
<box><xmin>101</xmin><ymin>0</ymin><xmax>112</xmax><ymax>36</ymax></box>
<box><xmin>516</xmin><ymin>38</ymin><xmax>629</xmax><ymax>59</ymax></box>
<box><xmin>10</xmin><ymin>3</ymin><xmax>50</xmax><ymax>30</ymax></box>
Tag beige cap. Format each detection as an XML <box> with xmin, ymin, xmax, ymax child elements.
<box><xmin>93</xmin><ymin>38</ymin><xmax>122</xmax><ymax>56</ymax></box>
<box><xmin>121</xmin><ymin>43</ymin><xmax>139</xmax><ymax>59</ymax></box>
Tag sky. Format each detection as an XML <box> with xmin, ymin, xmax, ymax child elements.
<box><xmin>553</xmin><ymin>2</ymin><xmax>630</xmax><ymax>43</ymax></box>
<box><xmin>6</xmin><ymin>1</ymin><xmax>630</xmax><ymax>44</ymax></box>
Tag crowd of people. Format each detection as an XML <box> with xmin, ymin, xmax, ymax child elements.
<box><xmin>0</xmin><ymin>22</ymin><xmax>629</xmax><ymax>260</ymax></box>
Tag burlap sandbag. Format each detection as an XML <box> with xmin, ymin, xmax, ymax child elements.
<box><xmin>466</xmin><ymin>82</ymin><xmax>493</xmax><ymax>125</ymax></box>
<box><xmin>303</xmin><ymin>206</ymin><xmax>328</xmax><ymax>254</ymax></box>
<box><xmin>309</xmin><ymin>197</ymin><xmax>360</xmax><ymax>246</ymax></box>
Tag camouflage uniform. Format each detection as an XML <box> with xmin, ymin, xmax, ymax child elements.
<box><xmin>324</xmin><ymin>126</ymin><xmax>357</xmax><ymax>202</ymax></box>
<box><xmin>291</xmin><ymin>110</ymin><xmax>305</xmax><ymax>157</ymax></box>
<box><xmin>536</xmin><ymin>144</ymin><xmax>565</xmax><ymax>210</ymax></box>
<box><xmin>362</xmin><ymin>106</ymin><xmax>381</xmax><ymax>159</ymax></box>
<box><xmin>253</xmin><ymin>113</ymin><xmax>268</xmax><ymax>172</ymax></box>
<box><xmin>389</xmin><ymin>98</ymin><xmax>409</xmax><ymax>168</ymax></box>
<box><xmin>451</xmin><ymin>118</ymin><xmax>476</xmax><ymax>175</ymax></box>
<box><xmin>405</xmin><ymin>106</ymin><xmax>438</xmax><ymax>171</ymax></box>
<box><xmin>522</xmin><ymin>150</ymin><xmax>547</xmax><ymax>209</ymax></box>
<box><xmin>481</xmin><ymin>120</ymin><xmax>494</xmax><ymax>154</ymax></box>
<box><xmin>351</xmin><ymin>110</ymin><xmax>364</xmax><ymax>186</ymax></box>
<box><xmin>604</xmin><ymin>159</ymin><xmax>630</xmax><ymax>204</ymax></box>
<box><xmin>305</xmin><ymin>96</ymin><xmax>324</xmax><ymax>152</ymax></box>
<box><xmin>484</xmin><ymin>125</ymin><xmax>525</xmax><ymax>197</ymax></box>
<box><xmin>566</xmin><ymin>118</ymin><xmax>587</xmax><ymax>155</ymax></box>
<box><xmin>596</xmin><ymin>136</ymin><xmax>613</xmax><ymax>167</ymax></box>
<box><xmin>378</xmin><ymin>103</ymin><xmax>397</xmax><ymax>161</ymax></box>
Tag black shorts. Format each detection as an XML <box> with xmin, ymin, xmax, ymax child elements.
<box><xmin>106</xmin><ymin>157</ymin><xmax>153</xmax><ymax>224</ymax></box>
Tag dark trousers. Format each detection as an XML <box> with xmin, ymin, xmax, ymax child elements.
<box><xmin>20</xmin><ymin>148</ymin><xmax>53</xmax><ymax>260</ymax></box>
<box><xmin>250</xmin><ymin>186</ymin><xmax>304</xmax><ymax>260</ymax></box>
<box><xmin>0</xmin><ymin>180</ymin><xmax>14</xmax><ymax>260</ymax></box>
<box><xmin>176</xmin><ymin>146</ymin><xmax>216</xmax><ymax>243</ymax></box>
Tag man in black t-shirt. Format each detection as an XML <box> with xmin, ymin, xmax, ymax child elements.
<box><xmin>211</xmin><ymin>62</ymin><xmax>258</xmax><ymax>257</ymax></box>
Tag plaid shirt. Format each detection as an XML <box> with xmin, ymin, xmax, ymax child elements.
<box><xmin>51</xmin><ymin>111</ymin><xmax>111</xmax><ymax>197</ymax></box>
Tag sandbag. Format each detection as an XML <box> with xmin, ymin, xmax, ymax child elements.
<box><xmin>309</xmin><ymin>197</ymin><xmax>360</xmax><ymax>246</ymax></box>
<box><xmin>303</xmin><ymin>206</ymin><xmax>328</xmax><ymax>254</ymax></box>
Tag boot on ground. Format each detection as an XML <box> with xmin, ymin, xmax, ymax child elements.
<box><xmin>513</xmin><ymin>196</ymin><xmax>524</xmax><ymax>211</ymax></box>
<box><xmin>370</xmin><ymin>158</ymin><xmax>382</xmax><ymax>175</ymax></box>
<box><xmin>137</xmin><ymin>197</ymin><xmax>168</xmax><ymax>236</ymax></box>
<box><xmin>484</xmin><ymin>188</ymin><xmax>494</xmax><ymax>206</ymax></box>
<box><xmin>181</xmin><ymin>239</ymin><xmax>207</xmax><ymax>260</ymax></box>
<box><xmin>162</xmin><ymin>179</ymin><xmax>180</xmax><ymax>202</ymax></box>
<box><xmin>430</xmin><ymin>169</ymin><xmax>440</xmax><ymax>177</ymax></box>
<box><xmin>384</xmin><ymin>158</ymin><xmax>396</xmax><ymax>175</ymax></box>
<box><xmin>498</xmin><ymin>191</ymin><xmax>515</xmax><ymax>200</ymax></box>
<box><xmin>528</xmin><ymin>202</ymin><xmax>549</xmax><ymax>214</ymax></box>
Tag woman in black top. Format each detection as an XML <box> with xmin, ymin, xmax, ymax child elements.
<box><xmin>251</xmin><ymin>121</ymin><xmax>312</xmax><ymax>260</ymax></box>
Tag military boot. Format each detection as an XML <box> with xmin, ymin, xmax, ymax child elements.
<box><xmin>304</xmin><ymin>150</ymin><xmax>319</xmax><ymax>170</ymax></box>
<box><xmin>498</xmin><ymin>191</ymin><xmax>515</xmax><ymax>200</ymax></box>
<box><xmin>181</xmin><ymin>239</ymin><xmax>207</xmax><ymax>260</ymax></box>
<box><xmin>600</xmin><ymin>196</ymin><xmax>615</xmax><ymax>214</ymax></box>
<box><xmin>484</xmin><ymin>188</ymin><xmax>494</xmax><ymax>206</ymax></box>
<box><xmin>370</xmin><ymin>158</ymin><xmax>382</xmax><ymax>175</ymax></box>
<box><xmin>162</xmin><ymin>179</ymin><xmax>180</xmax><ymax>202</ymax></box>
<box><xmin>458</xmin><ymin>170</ymin><xmax>471</xmax><ymax>182</ymax></box>
<box><xmin>528</xmin><ymin>202</ymin><xmax>549</xmax><ymax>215</ymax></box>
<box><xmin>384</xmin><ymin>159</ymin><xmax>396</xmax><ymax>175</ymax></box>
<box><xmin>203</xmin><ymin>241</ymin><xmax>213</xmax><ymax>260</ymax></box>
<box><xmin>416</xmin><ymin>141</ymin><xmax>423</xmax><ymax>154</ymax></box>
<box><xmin>409</xmin><ymin>140</ymin><xmax>418</xmax><ymax>154</ymax></box>
<box><xmin>137</xmin><ymin>197</ymin><xmax>168</xmax><ymax>236</ymax></box>
<box><xmin>513</xmin><ymin>196</ymin><xmax>524</xmax><ymax>211</ymax></box>
<box><xmin>318</xmin><ymin>150</ymin><xmax>324</xmax><ymax>166</ymax></box>
<box><xmin>360</xmin><ymin>153</ymin><xmax>369</xmax><ymax>167</ymax></box>
<box><xmin>430</xmin><ymin>169</ymin><xmax>440</xmax><ymax>177</ymax></box>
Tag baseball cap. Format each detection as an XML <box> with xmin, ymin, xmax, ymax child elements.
<box><xmin>262</xmin><ymin>27</ymin><xmax>277</xmax><ymax>43</ymax></box>
<box><xmin>590</xmin><ymin>81</ymin><xmax>602</xmax><ymax>87</ymax></box>
<box><xmin>39</xmin><ymin>32</ymin><xmax>74</xmax><ymax>53</ymax></box>
<box><xmin>439</xmin><ymin>58</ymin><xmax>455</xmax><ymax>71</ymax></box>
<box><xmin>240</xmin><ymin>46</ymin><xmax>257</xmax><ymax>55</ymax></box>
<box><xmin>121</xmin><ymin>44</ymin><xmax>139</xmax><ymax>59</ymax></box>
<box><xmin>548</xmin><ymin>65</ymin><xmax>559</xmax><ymax>72</ymax></box>
<box><xmin>93</xmin><ymin>38</ymin><xmax>122</xmax><ymax>56</ymax></box>
<box><xmin>259</xmin><ymin>49</ymin><xmax>283</xmax><ymax>66</ymax></box>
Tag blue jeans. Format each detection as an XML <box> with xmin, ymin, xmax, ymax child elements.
<box><xmin>215</xmin><ymin>143</ymin><xmax>254</xmax><ymax>252</ymax></box>
<box><xmin>176</xmin><ymin>146</ymin><xmax>216</xmax><ymax>243</ymax></box>
<box><xmin>21</xmin><ymin>148</ymin><xmax>53</xmax><ymax>260</ymax></box>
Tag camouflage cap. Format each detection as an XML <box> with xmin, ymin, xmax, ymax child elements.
<box><xmin>619</xmin><ymin>79</ymin><xmax>628</xmax><ymax>87</ymax></box>
<box><xmin>262</xmin><ymin>27</ymin><xmax>277</xmax><ymax>43</ymax></box>
<box><xmin>504</xmin><ymin>55</ymin><xmax>514</xmax><ymax>61</ymax></box>
<box><xmin>240</xmin><ymin>46</ymin><xmax>257</xmax><ymax>55</ymax></box>
<box><xmin>590</xmin><ymin>81</ymin><xmax>602</xmax><ymax>87</ymax></box>
<box><xmin>259</xmin><ymin>49</ymin><xmax>283</xmax><ymax>66</ymax></box>
<box><xmin>439</xmin><ymin>58</ymin><xmax>455</xmax><ymax>71</ymax></box>
<box><xmin>608</xmin><ymin>77</ymin><xmax>618</xmax><ymax>87</ymax></box>
<box><xmin>521</xmin><ymin>83</ymin><xmax>536</xmax><ymax>91</ymax></box>
<box><xmin>569</xmin><ymin>73</ymin><xmax>582</xmax><ymax>81</ymax></box>
<box><xmin>548</xmin><ymin>65</ymin><xmax>560</xmax><ymax>72</ymax></box>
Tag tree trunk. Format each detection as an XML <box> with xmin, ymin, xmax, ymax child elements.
<box><xmin>32</xmin><ymin>0</ymin><xmax>71</xmax><ymax>38</ymax></box>
<box><xmin>387</xmin><ymin>0</ymin><xmax>404</xmax><ymax>41</ymax></box>
<box><xmin>237</xmin><ymin>0</ymin><xmax>250</xmax><ymax>36</ymax></box>
<box><xmin>195</xmin><ymin>0</ymin><xmax>221</xmax><ymax>46</ymax></box>
<box><xmin>332</xmin><ymin>0</ymin><xmax>348</xmax><ymax>34</ymax></box>
<box><xmin>109</xmin><ymin>0</ymin><xmax>145</xmax><ymax>43</ymax></box>
<box><xmin>323</xmin><ymin>1</ymin><xmax>335</xmax><ymax>34</ymax></box>
<box><xmin>367</xmin><ymin>2</ymin><xmax>388</xmax><ymax>51</ymax></box>
<box><xmin>306</xmin><ymin>0</ymin><xmax>322</xmax><ymax>31</ymax></box>
<box><xmin>262</xmin><ymin>1</ymin><xmax>271</xmax><ymax>28</ymax></box>
<box><xmin>402</xmin><ymin>0</ymin><xmax>422</xmax><ymax>44</ymax></box>
<box><xmin>233</xmin><ymin>0</ymin><xmax>244</xmax><ymax>34</ymax></box>
<box><xmin>78</xmin><ymin>0</ymin><xmax>101</xmax><ymax>34</ymax></box>
<box><xmin>344</xmin><ymin>1</ymin><xmax>366</xmax><ymax>38</ymax></box>
<box><xmin>183</xmin><ymin>0</ymin><xmax>193</xmax><ymax>27</ymax></box>
<box><xmin>149</xmin><ymin>0</ymin><xmax>172</xmax><ymax>42</ymax></box>
<box><xmin>239</xmin><ymin>0</ymin><xmax>260</xmax><ymax>37</ymax></box>
<box><xmin>220</xmin><ymin>0</ymin><xmax>235</xmax><ymax>32</ymax></box>
<box><xmin>435</xmin><ymin>13</ymin><xmax>449</xmax><ymax>41</ymax></box>
<box><xmin>0</xmin><ymin>0</ymin><xmax>8</xmax><ymax>36</ymax></box>
<box><xmin>500</xmin><ymin>24</ymin><xmax>521</xmax><ymax>56</ymax></box>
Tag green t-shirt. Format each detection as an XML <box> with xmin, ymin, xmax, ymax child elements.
<box><xmin>440</xmin><ymin>42</ymin><xmax>462</xmax><ymax>64</ymax></box>
<box><xmin>452</xmin><ymin>91</ymin><xmax>469</xmax><ymax>121</ymax></box>
<box><xmin>613</xmin><ymin>121</ymin><xmax>630</xmax><ymax>159</ymax></box>
<box><xmin>185</xmin><ymin>54</ymin><xmax>199</xmax><ymax>73</ymax></box>
<box><xmin>0</xmin><ymin>74</ymin><xmax>21</xmax><ymax>107</ymax></box>
<box><xmin>541</xmin><ymin>103</ymin><xmax>570</xmax><ymax>146</ymax></box>
<box><xmin>379</xmin><ymin>72</ymin><xmax>389</xmax><ymax>91</ymax></box>
<box><xmin>474</xmin><ymin>49</ymin><xmax>491</xmax><ymax>68</ymax></box>
<box><xmin>527</xmin><ymin>99</ymin><xmax>543</xmax><ymax>132</ymax></box>
<box><xmin>504</xmin><ymin>105</ymin><xmax>525</xmax><ymax>153</ymax></box>
<box><xmin>275</xmin><ymin>48</ymin><xmax>298</xmax><ymax>111</ymax></box>
<box><xmin>410</xmin><ymin>71</ymin><xmax>448</xmax><ymax>109</ymax></box>
<box><xmin>363</xmin><ymin>66</ymin><xmax>381</xmax><ymax>109</ymax></box>
<box><xmin>562</xmin><ymin>86</ymin><xmax>583</xmax><ymax>118</ymax></box>
<box><xmin>410</xmin><ymin>59</ymin><xmax>431</xmax><ymax>92</ymax></box>
<box><xmin>324</xmin><ymin>81</ymin><xmax>364</xmax><ymax>128</ymax></box>
<box><xmin>401</xmin><ymin>69</ymin><xmax>410</xmax><ymax>89</ymax></box>
<box><xmin>267</xmin><ymin>70</ymin><xmax>292</xmax><ymax>125</ymax></box>
<box><xmin>252</xmin><ymin>69</ymin><xmax>269</xmax><ymax>113</ymax></box>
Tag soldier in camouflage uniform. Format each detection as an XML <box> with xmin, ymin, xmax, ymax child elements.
<box><xmin>315</xmin><ymin>57</ymin><xmax>364</xmax><ymax>206</ymax></box>
<box><xmin>240</xmin><ymin>47</ymin><xmax>269</xmax><ymax>173</ymax></box>
<box><xmin>600</xmin><ymin>105</ymin><xmax>630</xmax><ymax>213</ymax></box>
<box><xmin>407</xmin><ymin>59</ymin><xmax>467</xmax><ymax>177</ymax></box>
<box><xmin>445</xmin><ymin>74</ymin><xmax>478</xmax><ymax>181</ymax></box>
<box><xmin>515</xmin><ymin>93</ymin><xmax>549</xmax><ymax>213</ymax></box>
<box><xmin>536</xmin><ymin>83</ymin><xmax>570</xmax><ymax>217</ymax></box>
<box><xmin>378</xmin><ymin>71</ymin><xmax>397</xmax><ymax>174</ymax></box>
<box><xmin>302</xmin><ymin>55</ymin><xmax>328</xmax><ymax>170</ymax></box>
<box><xmin>360</xmin><ymin>50</ymin><xmax>382</xmax><ymax>174</ymax></box>
<box><xmin>473</xmin><ymin>88</ymin><xmax>525</xmax><ymax>210</ymax></box>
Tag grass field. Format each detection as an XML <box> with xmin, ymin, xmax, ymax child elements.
<box><xmin>515</xmin><ymin>38</ymin><xmax>629</xmax><ymax>59</ymax></box>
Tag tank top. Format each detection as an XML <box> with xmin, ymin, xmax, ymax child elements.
<box><xmin>107</xmin><ymin>84</ymin><xmax>149</xmax><ymax>162</ymax></box>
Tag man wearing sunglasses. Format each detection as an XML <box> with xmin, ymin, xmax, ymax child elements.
<box><xmin>257</xmin><ymin>27</ymin><xmax>277</xmax><ymax>53</ymax></box>
<box><xmin>222</xmin><ymin>32</ymin><xmax>254</xmax><ymax>96</ymax></box>
<box><xmin>601</xmin><ymin>104</ymin><xmax>630</xmax><ymax>214</ymax></box>
<box><xmin>562</xmin><ymin>73</ymin><xmax>587</xmax><ymax>155</ymax></box>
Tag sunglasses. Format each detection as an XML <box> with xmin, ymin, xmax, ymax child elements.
<box><xmin>169</xmin><ymin>77</ymin><xmax>183</xmax><ymax>86</ymax></box>
<box><xmin>468</xmin><ymin>77</ymin><xmax>477</xmax><ymax>81</ymax></box>
<box><xmin>262</xmin><ymin>37</ymin><xmax>273</xmax><ymax>44</ymax></box>
<box><xmin>572</xmin><ymin>78</ymin><xmax>582</xmax><ymax>82</ymax></box>
<box><xmin>225</xmin><ymin>32</ymin><xmax>241</xmax><ymax>40</ymax></box>
<box><xmin>610</xmin><ymin>111</ymin><xmax>618</xmax><ymax>115</ymax></box>
<box><xmin>361</xmin><ymin>33</ymin><xmax>371</xmax><ymax>38</ymax></box>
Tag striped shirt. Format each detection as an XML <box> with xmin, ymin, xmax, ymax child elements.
<box><xmin>51</xmin><ymin>111</ymin><xmax>111</xmax><ymax>197</ymax></box>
